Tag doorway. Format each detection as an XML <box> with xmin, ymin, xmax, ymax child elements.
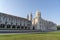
<box><xmin>33</xmin><ymin>26</ymin><xmax>35</xmax><ymax>30</ymax></box>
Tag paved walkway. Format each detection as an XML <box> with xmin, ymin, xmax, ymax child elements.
<box><xmin>0</xmin><ymin>30</ymin><xmax>45</xmax><ymax>35</ymax></box>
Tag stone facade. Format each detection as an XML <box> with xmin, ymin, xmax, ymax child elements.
<box><xmin>32</xmin><ymin>11</ymin><xmax>57</xmax><ymax>31</ymax></box>
<box><xmin>0</xmin><ymin>12</ymin><xmax>31</xmax><ymax>30</ymax></box>
<box><xmin>0</xmin><ymin>10</ymin><xmax>57</xmax><ymax>31</ymax></box>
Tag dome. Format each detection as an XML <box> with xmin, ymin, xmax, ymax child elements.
<box><xmin>35</xmin><ymin>10</ymin><xmax>41</xmax><ymax>17</ymax></box>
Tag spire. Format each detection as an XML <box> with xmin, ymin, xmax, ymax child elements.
<box><xmin>27</xmin><ymin>14</ymin><xmax>29</xmax><ymax>20</ymax></box>
<box><xmin>29</xmin><ymin>12</ymin><xmax>32</xmax><ymax>21</ymax></box>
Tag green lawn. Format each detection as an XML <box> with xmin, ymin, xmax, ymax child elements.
<box><xmin>0</xmin><ymin>31</ymin><xmax>60</xmax><ymax>40</ymax></box>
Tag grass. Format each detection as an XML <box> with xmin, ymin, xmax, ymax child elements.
<box><xmin>0</xmin><ymin>31</ymin><xmax>60</xmax><ymax>40</ymax></box>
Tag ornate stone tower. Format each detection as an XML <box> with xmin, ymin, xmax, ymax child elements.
<box><xmin>29</xmin><ymin>13</ymin><xmax>33</xmax><ymax>30</ymax></box>
<box><xmin>34</xmin><ymin>10</ymin><xmax>41</xmax><ymax>30</ymax></box>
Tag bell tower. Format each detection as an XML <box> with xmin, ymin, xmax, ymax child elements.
<box><xmin>34</xmin><ymin>10</ymin><xmax>41</xmax><ymax>30</ymax></box>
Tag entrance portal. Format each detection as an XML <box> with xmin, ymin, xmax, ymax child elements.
<box><xmin>33</xmin><ymin>26</ymin><xmax>35</xmax><ymax>30</ymax></box>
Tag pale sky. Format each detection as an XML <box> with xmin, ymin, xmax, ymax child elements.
<box><xmin>0</xmin><ymin>0</ymin><xmax>60</xmax><ymax>25</ymax></box>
